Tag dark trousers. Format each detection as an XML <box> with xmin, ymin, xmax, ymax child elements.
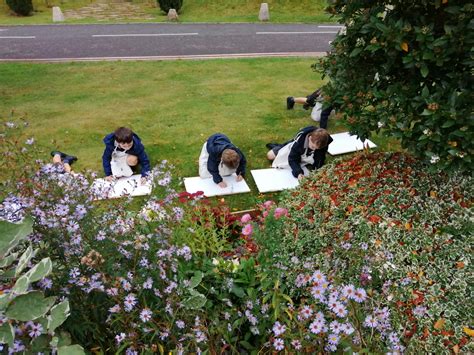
<box><xmin>320</xmin><ymin>106</ymin><xmax>333</xmax><ymax>129</ymax></box>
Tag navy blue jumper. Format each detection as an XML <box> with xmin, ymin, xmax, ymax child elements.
<box><xmin>284</xmin><ymin>126</ymin><xmax>333</xmax><ymax>178</ymax></box>
<box><xmin>102</xmin><ymin>132</ymin><xmax>151</xmax><ymax>177</ymax></box>
<box><xmin>206</xmin><ymin>133</ymin><xmax>246</xmax><ymax>184</ymax></box>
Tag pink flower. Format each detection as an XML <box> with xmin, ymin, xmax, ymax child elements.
<box><xmin>241</xmin><ymin>213</ymin><xmax>252</xmax><ymax>223</ymax></box>
<box><xmin>242</xmin><ymin>223</ymin><xmax>253</xmax><ymax>236</ymax></box>
<box><xmin>263</xmin><ymin>200</ymin><xmax>274</xmax><ymax>209</ymax></box>
<box><xmin>262</xmin><ymin>211</ymin><xmax>269</xmax><ymax>218</ymax></box>
<box><xmin>274</xmin><ymin>207</ymin><xmax>288</xmax><ymax>219</ymax></box>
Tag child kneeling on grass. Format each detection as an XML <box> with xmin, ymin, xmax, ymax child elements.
<box><xmin>102</xmin><ymin>127</ymin><xmax>151</xmax><ymax>185</ymax></box>
<box><xmin>266</xmin><ymin>126</ymin><xmax>332</xmax><ymax>181</ymax></box>
<box><xmin>199</xmin><ymin>133</ymin><xmax>247</xmax><ymax>189</ymax></box>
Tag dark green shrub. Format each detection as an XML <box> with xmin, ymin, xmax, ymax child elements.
<box><xmin>6</xmin><ymin>0</ymin><xmax>33</xmax><ymax>16</ymax></box>
<box><xmin>316</xmin><ymin>1</ymin><xmax>473</xmax><ymax>173</ymax></box>
<box><xmin>157</xmin><ymin>0</ymin><xmax>183</xmax><ymax>13</ymax></box>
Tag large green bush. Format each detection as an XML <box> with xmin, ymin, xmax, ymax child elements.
<box><xmin>157</xmin><ymin>0</ymin><xmax>183</xmax><ymax>13</ymax></box>
<box><xmin>317</xmin><ymin>1</ymin><xmax>473</xmax><ymax>172</ymax></box>
<box><xmin>6</xmin><ymin>0</ymin><xmax>33</xmax><ymax>16</ymax></box>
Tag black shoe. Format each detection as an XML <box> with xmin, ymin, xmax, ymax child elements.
<box><xmin>266</xmin><ymin>143</ymin><xmax>280</xmax><ymax>150</ymax></box>
<box><xmin>286</xmin><ymin>96</ymin><xmax>295</xmax><ymax>110</ymax></box>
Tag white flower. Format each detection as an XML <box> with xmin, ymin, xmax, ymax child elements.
<box><xmin>430</xmin><ymin>155</ymin><xmax>440</xmax><ymax>164</ymax></box>
<box><xmin>377</xmin><ymin>121</ymin><xmax>384</xmax><ymax>128</ymax></box>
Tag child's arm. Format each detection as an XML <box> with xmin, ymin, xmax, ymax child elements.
<box><xmin>137</xmin><ymin>147</ymin><xmax>151</xmax><ymax>177</ymax></box>
<box><xmin>207</xmin><ymin>154</ymin><xmax>222</xmax><ymax>184</ymax></box>
<box><xmin>102</xmin><ymin>146</ymin><xmax>113</xmax><ymax>177</ymax></box>
<box><xmin>288</xmin><ymin>139</ymin><xmax>304</xmax><ymax>178</ymax></box>
<box><xmin>236</xmin><ymin>149</ymin><xmax>246</xmax><ymax>177</ymax></box>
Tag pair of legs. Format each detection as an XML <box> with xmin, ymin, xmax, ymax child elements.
<box><xmin>51</xmin><ymin>151</ymin><xmax>77</xmax><ymax>173</ymax></box>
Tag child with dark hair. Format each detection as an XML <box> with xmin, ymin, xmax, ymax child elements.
<box><xmin>287</xmin><ymin>89</ymin><xmax>334</xmax><ymax>129</ymax></box>
<box><xmin>102</xmin><ymin>127</ymin><xmax>151</xmax><ymax>184</ymax></box>
<box><xmin>199</xmin><ymin>133</ymin><xmax>247</xmax><ymax>189</ymax></box>
<box><xmin>266</xmin><ymin>126</ymin><xmax>333</xmax><ymax>180</ymax></box>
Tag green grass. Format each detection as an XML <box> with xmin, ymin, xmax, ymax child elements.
<box><xmin>0</xmin><ymin>0</ymin><xmax>334</xmax><ymax>25</ymax></box>
<box><xmin>0</xmin><ymin>58</ymin><xmax>399</xmax><ymax>209</ymax></box>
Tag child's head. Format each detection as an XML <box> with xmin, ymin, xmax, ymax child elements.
<box><xmin>308</xmin><ymin>128</ymin><xmax>330</xmax><ymax>150</ymax></box>
<box><xmin>221</xmin><ymin>149</ymin><xmax>240</xmax><ymax>169</ymax></box>
<box><xmin>114</xmin><ymin>127</ymin><xmax>134</xmax><ymax>150</ymax></box>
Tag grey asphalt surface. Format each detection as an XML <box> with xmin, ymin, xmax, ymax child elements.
<box><xmin>0</xmin><ymin>23</ymin><xmax>340</xmax><ymax>61</ymax></box>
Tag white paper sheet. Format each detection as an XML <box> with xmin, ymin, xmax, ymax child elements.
<box><xmin>328</xmin><ymin>132</ymin><xmax>377</xmax><ymax>155</ymax></box>
<box><xmin>251</xmin><ymin>168</ymin><xmax>300</xmax><ymax>193</ymax></box>
<box><xmin>184</xmin><ymin>174</ymin><xmax>251</xmax><ymax>197</ymax></box>
<box><xmin>91</xmin><ymin>174</ymin><xmax>152</xmax><ymax>200</ymax></box>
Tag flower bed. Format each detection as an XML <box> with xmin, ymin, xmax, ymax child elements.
<box><xmin>259</xmin><ymin>152</ymin><xmax>473</xmax><ymax>353</ymax></box>
<box><xmin>1</xmin><ymin>120</ymin><xmax>472</xmax><ymax>353</ymax></box>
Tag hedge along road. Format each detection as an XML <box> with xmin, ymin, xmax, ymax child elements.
<box><xmin>0</xmin><ymin>23</ymin><xmax>341</xmax><ymax>62</ymax></box>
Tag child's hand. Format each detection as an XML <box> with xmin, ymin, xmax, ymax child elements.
<box><xmin>140</xmin><ymin>177</ymin><xmax>147</xmax><ymax>185</ymax></box>
<box><xmin>218</xmin><ymin>181</ymin><xmax>227</xmax><ymax>188</ymax></box>
<box><xmin>236</xmin><ymin>175</ymin><xmax>243</xmax><ymax>182</ymax></box>
<box><xmin>298</xmin><ymin>174</ymin><xmax>304</xmax><ymax>181</ymax></box>
<box><xmin>105</xmin><ymin>175</ymin><xmax>115</xmax><ymax>182</ymax></box>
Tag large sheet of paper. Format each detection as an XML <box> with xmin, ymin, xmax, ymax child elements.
<box><xmin>328</xmin><ymin>132</ymin><xmax>377</xmax><ymax>155</ymax></box>
<box><xmin>184</xmin><ymin>174</ymin><xmax>251</xmax><ymax>197</ymax></box>
<box><xmin>91</xmin><ymin>174</ymin><xmax>152</xmax><ymax>200</ymax></box>
<box><xmin>251</xmin><ymin>168</ymin><xmax>299</xmax><ymax>193</ymax></box>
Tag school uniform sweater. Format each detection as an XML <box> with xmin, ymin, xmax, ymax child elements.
<box><xmin>286</xmin><ymin>126</ymin><xmax>333</xmax><ymax>178</ymax></box>
<box><xmin>206</xmin><ymin>133</ymin><xmax>247</xmax><ymax>184</ymax></box>
<box><xmin>102</xmin><ymin>133</ymin><xmax>151</xmax><ymax>177</ymax></box>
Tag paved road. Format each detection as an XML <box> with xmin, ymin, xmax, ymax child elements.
<box><xmin>0</xmin><ymin>23</ymin><xmax>340</xmax><ymax>61</ymax></box>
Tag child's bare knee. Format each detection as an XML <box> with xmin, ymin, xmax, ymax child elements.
<box><xmin>267</xmin><ymin>150</ymin><xmax>276</xmax><ymax>160</ymax></box>
<box><xmin>127</xmin><ymin>155</ymin><xmax>138</xmax><ymax>166</ymax></box>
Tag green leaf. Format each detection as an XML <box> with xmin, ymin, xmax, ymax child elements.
<box><xmin>182</xmin><ymin>294</ymin><xmax>207</xmax><ymax>310</ymax></box>
<box><xmin>0</xmin><ymin>294</ymin><xmax>11</xmax><ymax>310</ymax></box>
<box><xmin>231</xmin><ymin>285</ymin><xmax>245</xmax><ymax>298</ymax></box>
<box><xmin>0</xmin><ymin>252</ymin><xmax>18</xmax><ymax>268</ymax></box>
<box><xmin>6</xmin><ymin>291</ymin><xmax>57</xmax><ymax>321</ymax></box>
<box><xmin>350</xmin><ymin>47</ymin><xmax>362</xmax><ymax>57</ymax></box>
<box><xmin>189</xmin><ymin>271</ymin><xmax>203</xmax><ymax>289</ymax></box>
<box><xmin>25</xmin><ymin>258</ymin><xmax>52</xmax><ymax>283</ymax></box>
<box><xmin>420</xmin><ymin>65</ymin><xmax>429</xmax><ymax>78</ymax></box>
<box><xmin>0</xmin><ymin>217</ymin><xmax>33</xmax><ymax>259</ymax></box>
<box><xmin>0</xmin><ymin>322</ymin><xmax>14</xmax><ymax>348</ymax></box>
<box><xmin>15</xmin><ymin>245</ymin><xmax>34</xmax><ymax>277</ymax></box>
<box><xmin>441</xmin><ymin>120</ymin><xmax>456</xmax><ymax>128</ymax></box>
<box><xmin>48</xmin><ymin>300</ymin><xmax>70</xmax><ymax>332</ymax></box>
<box><xmin>421</xmin><ymin>86</ymin><xmax>430</xmax><ymax>98</ymax></box>
<box><xmin>58</xmin><ymin>344</ymin><xmax>85</xmax><ymax>355</ymax></box>
<box><xmin>57</xmin><ymin>330</ymin><xmax>72</xmax><ymax>347</ymax></box>
<box><xmin>12</xmin><ymin>275</ymin><xmax>30</xmax><ymax>295</ymax></box>
<box><xmin>31</xmin><ymin>334</ymin><xmax>49</xmax><ymax>353</ymax></box>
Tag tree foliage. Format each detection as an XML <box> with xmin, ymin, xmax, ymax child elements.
<box><xmin>6</xmin><ymin>0</ymin><xmax>33</xmax><ymax>16</ymax></box>
<box><xmin>316</xmin><ymin>1</ymin><xmax>473</xmax><ymax>172</ymax></box>
<box><xmin>157</xmin><ymin>0</ymin><xmax>183</xmax><ymax>13</ymax></box>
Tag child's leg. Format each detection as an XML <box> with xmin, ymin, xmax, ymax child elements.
<box><xmin>126</xmin><ymin>155</ymin><xmax>138</xmax><ymax>166</ymax></box>
<box><xmin>267</xmin><ymin>150</ymin><xmax>276</xmax><ymax>160</ymax></box>
<box><xmin>198</xmin><ymin>142</ymin><xmax>212</xmax><ymax>178</ymax></box>
<box><xmin>63</xmin><ymin>163</ymin><xmax>72</xmax><ymax>173</ymax></box>
<box><xmin>52</xmin><ymin>154</ymin><xmax>62</xmax><ymax>164</ymax></box>
<box><xmin>294</xmin><ymin>97</ymin><xmax>308</xmax><ymax>104</ymax></box>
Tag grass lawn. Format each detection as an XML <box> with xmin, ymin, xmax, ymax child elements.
<box><xmin>0</xmin><ymin>58</ymin><xmax>399</xmax><ymax>209</ymax></box>
<box><xmin>0</xmin><ymin>0</ymin><xmax>334</xmax><ymax>25</ymax></box>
